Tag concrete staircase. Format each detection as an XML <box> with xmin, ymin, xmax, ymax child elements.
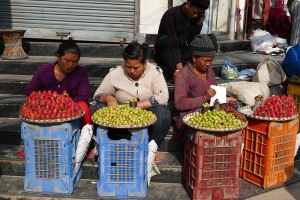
<box><xmin>0</xmin><ymin>39</ymin><xmax>298</xmax><ymax>200</ymax></box>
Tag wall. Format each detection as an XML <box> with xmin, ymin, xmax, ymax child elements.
<box><xmin>139</xmin><ymin>0</ymin><xmax>168</xmax><ymax>35</ymax></box>
<box><xmin>139</xmin><ymin>0</ymin><xmax>247</xmax><ymax>39</ymax></box>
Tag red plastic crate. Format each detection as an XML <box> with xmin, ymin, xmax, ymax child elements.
<box><xmin>240</xmin><ymin>118</ymin><xmax>299</xmax><ymax>189</ymax></box>
<box><xmin>182</xmin><ymin>128</ymin><xmax>243</xmax><ymax>200</ymax></box>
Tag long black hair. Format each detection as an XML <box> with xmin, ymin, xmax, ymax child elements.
<box><xmin>122</xmin><ymin>41</ymin><xmax>149</xmax><ymax>64</ymax></box>
<box><xmin>55</xmin><ymin>39</ymin><xmax>81</xmax><ymax>58</ymax></box>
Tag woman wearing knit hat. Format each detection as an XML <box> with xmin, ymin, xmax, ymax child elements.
<box><xmin>173</xmin><ymin>34</ymin><xmax>235</xmax><ymax>134</ymax></box>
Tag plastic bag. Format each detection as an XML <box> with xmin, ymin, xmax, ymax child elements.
<box><xmin>219</xmin><ymin>81</ymin><xmax>270</xmax><ymax>106</ymax></box>
<box><xmin>221</xmin><ymin>61</ymin><xmax>238</xmax><ymax>80</ymax></box>
<box><xmin>250</xmin><ymin>29</ymin><xmax>277</xmax><ymax>52</ymax></box>
<box><xmin>282</xmin><ymin>44</ymin><xmax>300</xmax><ymax>78</ymax></box>
<box><xmin>238</xmin><ymin>69</ymin><xmax>256</xmax><ymax>80</ymax></box>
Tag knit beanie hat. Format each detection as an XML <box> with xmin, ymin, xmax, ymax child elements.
<box><xmin>188</xmin><ymin>0</ymin><xmax>210</xmax><ymax>10</ymax></box>
<box><xmin>189</xmin><ymin>34</ymin><xmax>218</xmax><ymax>57</ymax></box>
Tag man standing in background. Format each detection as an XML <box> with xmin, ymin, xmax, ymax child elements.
<box><xmin>154</xmin><ymin>0</ymin><xmax>210</xmax><ymax>80</ymax></box>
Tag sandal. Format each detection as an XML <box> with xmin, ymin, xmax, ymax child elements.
<box><xmin>154</xmin><ymin>151</ymin><xmax>164</xmax><ymax>163</ymax></box>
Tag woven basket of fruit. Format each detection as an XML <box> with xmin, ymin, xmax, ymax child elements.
<box><xmin>19</xmin><ymin>90</ymin><xmax>85</xmax><ymax>124</ymax></box>
<box><xmin>239</xmin><ymin>106</ymin><xmax>298</xmax><ymax>121</ymax></box>
<box><xmin>183</xmin><ymin>109</ymin><xmax>247</xmax><ymax>132</ymax></box>
<box><xmin>239</xmin><ymin>95</ymin><xmax>299</xmax><ymax>121</ymax></box>
<box><xmin>19</xmin><ymin>112</ymin><xmax>85</xmax><ymax>124</ymax></box>
<box><xmin>91</xmin><ymin>104</ymin><xmax>157</xmax><ymax>128</ymax></box>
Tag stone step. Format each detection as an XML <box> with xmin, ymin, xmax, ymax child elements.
<box><xmin>0</xmin><ymin>118</ymin><xmax>22</xmax><ymax>145</ymax></box>
<box><xmin>0</xmin><ymin>161</ymin><xmax>300</xmax><ymax>199</ymax></box>
<box><xmin>0</xmin><ymin>117</ymin><xmax>181</xmax><ymax>153</ymax></box>
<box><xmin>0</xmin><ymin>144</ymin><xmax>183</xmax><ymax>183</ymax></box>
<box><xmin>0</xmin><ymin>175</ymin><xmax>190</xmax><ymax>200</ymax></box>
<box><xmin>0</xmin><ymin>56</ymin><xmax>121</xmax><ymax>77</ymax></box>
<box><xmin>0</xmin><ymin>51</ymin><xmax>284</xmax><ymax>78</ymax></box>
<box><xmin>0</xmin><ymin>39</ymin><xmax>251</xmax><ymax>59</ymax></box>
<box><xmin>0</xmin><ymin>74</ymin><xmax>176</xmax><ymax>97</ymax></box>
<box><xmin>0</xmin><ymin>74</ymin><xmax>103</xmax><ymax>95</ymax></box>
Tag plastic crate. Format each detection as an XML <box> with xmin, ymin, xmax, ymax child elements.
<box><xmin>21</xmin><ymin>119</ymin><xmax>82</xmax><ymax>195</ymax></box>
<box><xmin>240</xmin><ymin>118</ymin><xmax>299</xmax><ymax>189</ymax></box>
<box><xmin>182</xmin><ymin>127</ymin><xmax>243</xmax><ymax>200</ymax></box>
<box><xmin>287</xmin><ymin>83</ymin><xmax>300</xmax><ymax>113</ymax></box>
<box><xmin>96</xmin><ymin>127</ymin><xmax>148</xmax><ymax>198</ymax></box>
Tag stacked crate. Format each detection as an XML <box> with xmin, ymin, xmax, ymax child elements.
<box><xmin>240</xmin><ymin>118</ymin><xmax>299</xmax><ymax>189</ymax></box>
<box><xmin>21</xmin><ymin>119</ymin><xmax>81</xmax><ymax>195</ymax></box>
<box><xmin>96</xmin><ymin>127</ymin><xmax>148</xmax><ymax>198</ymax></box>
<box><xmin>287</xmin><ymin>83</ymin><xmax>300</xmax><ymax>113</ymax></box>
<box><xmin>182</xmin><ymin>127</ymin><xmax>243</xmax><ymax>200</ymax></box>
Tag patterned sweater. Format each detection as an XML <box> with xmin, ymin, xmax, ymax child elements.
<box><xmin>173</xmin><ymin>62</ymin><xmax>216</xmax><ymax>129</ymax></box>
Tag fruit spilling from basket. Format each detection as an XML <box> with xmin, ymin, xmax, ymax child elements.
<box><xmin>19</xmin><ymin>90</ymin><xmax>84</xmax><ymax>121</ymax></box>
<box><xmin>186</xmin><ymin>109</ymin><xmax>246</xmax><ymax>129</ymax></box>
<box><xmin>253</xmin><ymin>94</ymin><xmax>298</xmax><ymax>118</ymax></box>
<box><xmin>92</xmin><ymin>104</ymin><xmax>156</xmax><ymax>127</ymax></box>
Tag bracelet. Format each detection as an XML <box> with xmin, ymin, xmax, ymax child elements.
<box><xmin>203</xmin><ymin>95</ymin><xmax>207</xmax><ymax>101</ymax></box>
<box><xmin>149</xmin><ymin>96</ymin><xmax>159</xmax><ymax>106</ymax></box>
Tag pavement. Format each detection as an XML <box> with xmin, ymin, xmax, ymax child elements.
<box><xmin>240</xmin><ymin>159</ymin><xmax>300</xmax><ymax>200</ymax></box>
<box><xmin>246</xmin><ymin>182</ymin><xmax>300</xmax><ymax>200</ymax></box>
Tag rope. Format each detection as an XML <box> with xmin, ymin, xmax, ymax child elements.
<box><xmin>4</xmin><ymin>43</ymin><xmax>22</xmax><ymax>47</ymax></box>
<box><xmin>236</xmin><ymin>8</ymin><xmax>242</xmax><ymax>20</ymax></box>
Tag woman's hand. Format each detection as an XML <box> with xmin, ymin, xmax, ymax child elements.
<box><xmin>226</xmin><ymin>97</ymin><xmax>237</xmax><ymax>104</ymax></box>
<box><xmin>203</xmin><ymin>88</ymin><xmax>216</xmax><ymax>100</ymax></box>
<box><xmin>106</xmin><ymin>96</ymin><xmax>118</xmax><ymax>106</ymax></box>
<box><xmin>137</xmin><ymin>99</ymin><xmax>152</xmax><ymax>109</ymax></box>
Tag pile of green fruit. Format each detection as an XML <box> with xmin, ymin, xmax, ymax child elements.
<box><xmin>290</xmin><ymin>76</ymin><xmax>300</xmax><ymax>82</ymax></box>
<box><xmin>186</xmin><ymin>109</ymin><xmax>246</xmax><ymax>129</ymax></box>
<box><xmin>92</xmin><ymin>104</ymin><xmax>157</xmax><ymax>126</ymax></box>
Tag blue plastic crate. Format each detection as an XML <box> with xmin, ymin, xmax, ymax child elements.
<box><xmin>96</xmin><ymin>127</ymin><xmax>148</xmax><ymax>198</ymax></box>
<box><xmin>21</xmin><ymin>119</ymin><xmax>82</xmax><ymax>195</ymax></box>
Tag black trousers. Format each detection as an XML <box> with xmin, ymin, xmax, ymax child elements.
<box><xmin>154</xmin><ymin>35</ymin><xmax>191</xmax><ymax>80</ymax></box>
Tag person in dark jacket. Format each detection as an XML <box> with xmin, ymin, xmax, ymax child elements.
<box><xmin>154</xmin><ymin>0</ymin><xmax>210</xmax><ymax>80</ymax></box>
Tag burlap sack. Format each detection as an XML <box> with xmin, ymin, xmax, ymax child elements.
<box><xmin>219</xmin><ymin>81</ymin><xmax>270</xmax><ymax>106</ymax></box>
<box><xmin>252</xmin><ymin>58</ymin><xmax>286</xmax><ymax>86</ymax></box>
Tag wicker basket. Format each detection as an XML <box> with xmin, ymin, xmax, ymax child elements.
<box><xmin>0</xmin><ymin>29</ymin><xmax>28</xmax><ymax>60</ymax></box>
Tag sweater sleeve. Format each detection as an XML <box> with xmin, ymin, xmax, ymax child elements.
<box><xmin>174</xmin><ymin>70</ymin><xmax>206</xmax><ymax>111</ymax></box>
<box><xmin>25</xmin><ymin>70</ymin><xmax>43</xmax><ymax>96</ymax></box>
<box><xmin>93</xmin><ymin>71</ymin><xmax>116</xmax><ymax>101</ymax></box>
<box><xmin>165</xmin><ymin>12</ymin><xmax>183</xmax><ymax>65</ymax></box>
<box><xmin>151</xmin><ymin>71</ymin><xmax>169</xmax><ymax>105</ymax></box>
<box><xmin>72</xmin><ymin>68</ymin><xmax>90</xmax><ymax>103</ymax></box>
